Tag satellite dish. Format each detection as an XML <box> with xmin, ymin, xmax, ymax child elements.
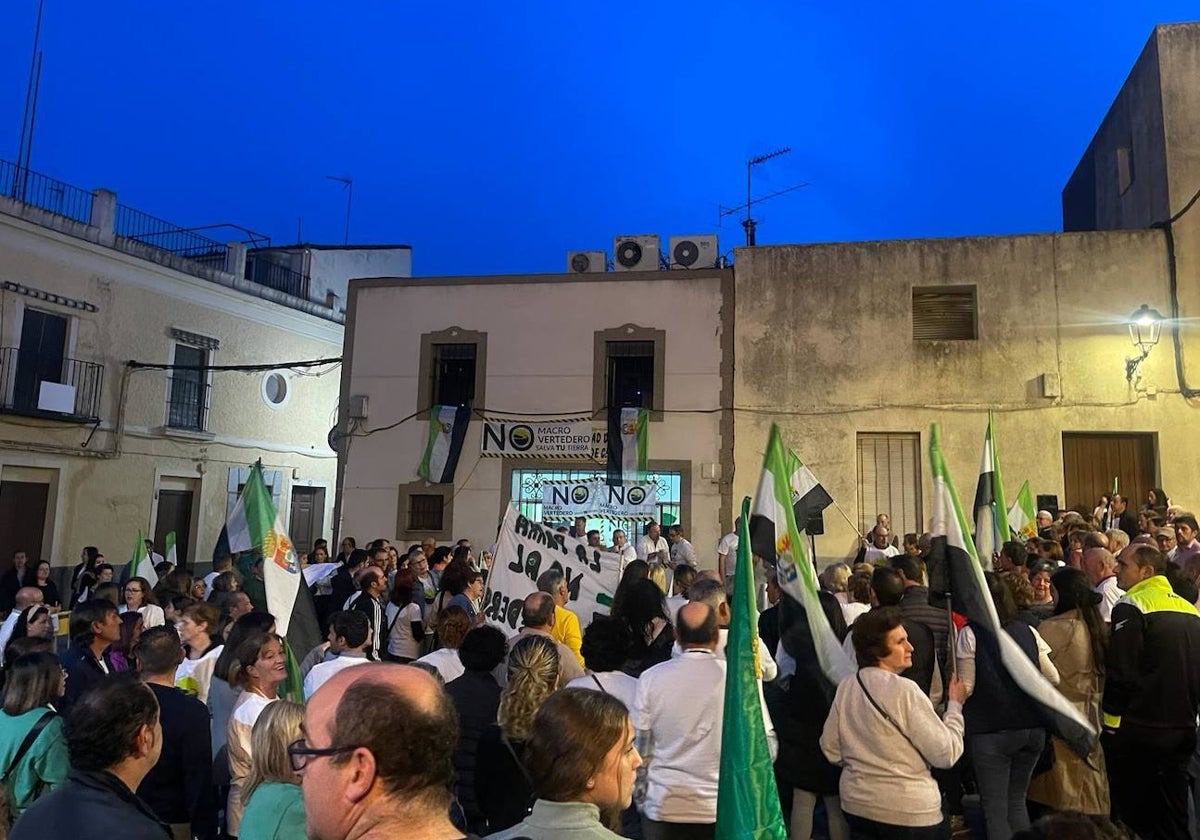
<box><xmin>673</xmin><ymin>240</ymin><xmax>699</xmax><ymax>267</ymax></box>
<box><xmin>570</xmin><ymin>253</ymin><xmax>593</xmax><ymax>273</ymax></box>
<box><xmin>327</xmin><ymin>426</ymin><xmax>344</xmax><ymax>453</ymax></box>
<box><xmin>616</xmin><ymin>240</ymin><xmax>643</xmax><ymax>268</ymax></box>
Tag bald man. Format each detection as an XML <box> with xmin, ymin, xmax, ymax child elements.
<box><xmin>299</xmin><ymin>664</ymin><xmax>462</xmax><ymax>840</ymax></box>
<box><xmin>1081</xmin><ymin>547</ymin><xmax>1124</xmax><ymax>623</ymax></box>
<box><xmin>0</xmin><ymin>585</ymin><xmax>44</xmax><ymax>652</ymax></box>
<box><xmin>634</xmin><ymin>601</ymin><xmax>776</xmax><ymax>838</ymax></box>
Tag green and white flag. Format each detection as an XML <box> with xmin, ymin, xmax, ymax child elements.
<box><xmin>123</xmin><ymin>529</ymin><xmax>159</xmax><ymax>587</ymax></box>
<box><xmin>418</xmin><ymin>405</ymin><xmax>471</xmax><ymax>484</ymax></box>
<box><xmin>1008</xmin><ymin>480</ymin><xmax>1037</xmax><ymax>540</ymax></box>
<box><xmin>972</xmin><ymin>412</ymin><xmax>1010</xmax><ymax>565</ymax></box>
<box><xmin>607</xmin><ymin>406</ymin><xmax>648</xmax><ymax>486</ymax></box>
<box><xmin>752</xmin><ymin>424</ymin><xmax>855</xmax><ymax>686</ymax></box>
<box><xmin>164</xmin><ymin>531</ymin><xmax>178</xmax><ymax>567</ymax></box>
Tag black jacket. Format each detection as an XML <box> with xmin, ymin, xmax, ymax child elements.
<box><xmin>58</xmin><ymin>643</ymin><xmax>113</xmax><ymax>717</ymax></box>
<box><xmin>475</xmin><ymin>725</ymin><xmax>533</xmax><ymax>833</ymax></box>
<box><xmin>445</xmin><ymin>671</ymin><xmax>502</xmax><ymax>833</ymax></box>
<box><xmin>138</xmin><ymin>684</ymin><xmax>215</xmax><ymax>838</ymax></box>
<box><xmin>11</xmin><ymin>769</ymin><xmax>170</xmax><ymax>840</ymax></box>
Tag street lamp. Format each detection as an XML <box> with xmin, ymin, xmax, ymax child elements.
<box><xmin>1125</xmin><ymin>303</ymin><xmax>1164</xmax><ymax>382</ymax></box>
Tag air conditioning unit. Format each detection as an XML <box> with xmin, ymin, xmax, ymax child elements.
<box><xmin>566</xmin><ymin>251</ymin><xmax>606</xmax><ymax>274</ymax></box>
<box><xmin>668</xmin><ymin>235</ymin><xmax>718</xmax><ymax>269</ymax></box>
<box><xmin>612</xmin><ymin>235</ymin><xmax>660</xmax><ymax>272</ymax></box>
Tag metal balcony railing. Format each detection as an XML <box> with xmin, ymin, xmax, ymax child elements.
<box><xmin>0</xmin><ymin>159</ymin><xmax>93</xmax><ymax>225</ymax></box>
<box><xmin>0</xmin><ymin>347</ymin><xmax>104</xmax><ymax>420</ymax></box>
<box><xmin>245</xmin><ymin>254</ymin><xmax>310</xmax><ymax>298</ymax></box>
<box><xmin>166</xmin><ymin>374</ymin><xmax>211</xmax><ymax>432</ymax></box>
<box><xmin>114</xmin><ymin>203</ymin><xmax>229</xmax><ymax>266</ymax></box>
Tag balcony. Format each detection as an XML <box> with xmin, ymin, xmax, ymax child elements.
<box><xmin>0</xmin><ymin>347</ymin><xmax>104</xmax><ymax>422</ymax></box>
<box><xmin>166</xmin><ymin>375</ymin><xmax>211</xmax><ymax>433</ymax></box>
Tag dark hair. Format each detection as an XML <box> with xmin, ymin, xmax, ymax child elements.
<box><xmin>2</xmin><ymin>636</ymin><xmax>53</xmax><ymax>672</ymax></box>
<box><xmin>1148</xmin><ymin>488</ymin><xmax>1169</xmax><ymax>509</ymax></box>
<box><xmin>328</xmin><ymin>675</ymin><xmax>456</xmax><ymax>809</ymax></box>
<box><xmin>214</xmin><ymin>611</ymin><xmax>275</xmax><ymax>681</ymax></box>
<box><xmin>1000</xmin><ymin>541</ymin><xmax>1028</xmax><ymax>569</ymax></box>
<box><xmin>135</xmin><ymin>626</ymin><xmax>185</xmax><ymax>675</ymax></box>
<box><xmin>430</xmin><ymin>546</ymin><xmax>453</xmax><ymax>566</ymax></box>
<box><xmin>112</xmin><ymin>612</ymin><xmax>144</xmax><ymax>661</ymax></box>
<box><xmin>389</xmin><ymin>569</ymin><xmax>416</xmax><ymax>608</ymax></box>
<box><xmin>613</xmin><ymin>578</ymin><xmax>670</xmax><ymax>658</ymax></box>
<box><xmin>890</xmin><ymin>554</ymin><xmax>923</xmax><ymax>584</ymax></box>
<box><xmin>438</xmin><ymin>561</ymin><xmax>469</xmax><ymax>596</ymax></box>
<box><xmin>69</xmin><ymin>599</ymin><xmax>118</xmax><ymax>644</ymax></box>
<box><xmin>81</xmin><ymin>547</ymin><xmax>100</xmax><ymax>571</ymax></box>
<box><xmin>579</xmin><ymin>616</ymin><xmax>632</xmax><ymax>673</ymax></box>
<box><xmin>65</xmin><ymin>674</ymin><xmax>159</xmax><ymax>772</ymax></box>
<box><xmin>1050</xmin><ymin>568</ymin><xmax>1107</xmax><ymax>674</ymax></box>
<box><xmin>526</xmin><ymin>688</ymin><xmax>630</xmax><ymax>823</ymax></box>
<box><xmin>211</xmin><ymin>571</ymin><xmax>239</xmax><ymax>594</ymax></box>
<box><xmin>1174</xmin><ymin>514</ymin><xmax>1199</xmax><ymax>533</ymax></box>
<box><xmin>347</xmin><ymin>548</ymin><xmax>369</xmax><ymax>569</ymax></box>
<box><xmin>333</xmin><ymin>611</ymin><xmax>370</xmax><ymax>649</ymax></box>
<box><xmin>3</xmin><ymin>652</ymin><xmax>63</xmax><ymax>715</ymax></box>
<box><xmin>451</xmin><ymin>545</ymin><xmax>472</xmax><ymax>565</ymax></box>
<box><xmin>521</xmin><ymin>592</ymin><xmax>556</xmax><ymax>627</ymax></box>
<box><xmin>92</xmin><ymin>582</ymin><xmax>120</xmax><ymax>606</ymax></box>
<box><xmin>1010</xmin><ymin>812</ymin><xmax>1127</xmax><ymax>840</ymax></box>
<box><xmin>94</xmin><ymin>563</ymin><xmax>114</xmax><ymax>576</ymax></box>
<box><xmin>851</xmin><ymin>606</ymin><xmax>905</xmax><ymax>667</ymax></box>
<box><xmin>1001</xmin><ymin>571</ymin><xmax>1034</xmax><ymax>610</ymax></box>
<box><xmin>986</xmin><ymin>572</ymin><xmax>1019</xmax><ymax>625</ymax></box>
<box><xmin>11</xmin><ymin>605</ymin><xmax>50</xmax><ymax>644</ymax></box>
<box><xmin>870</xmin><ymin>567</ymin><xmax>905</xmax><ymax>607</ymax></box>
<box><xmin>230</xmin><ymin>632</ymin><xmax>282</xmax><ymax>690</ymax></box>
<box><xmin>609</xmin><ymin>561</ymin><xmax>650</xmax><ymax>617</ymax></box>
<box><xmin>848</xmin><ymin>572</ymin><xmax>873</xmax><ymax>605</ymax></box>
<box><xmin>1165</xmin><ymin>561</ymin><xmax>1199</xmax><ymax>602</ymax></box>
<box><xmin>458</xmin><ymin>625</ymin><xmax>507</xmax><ymax>672</ymax></box>
<box><xmin>1127</xmin><ymin>543</ymin><xmax>1168</xmax><ymax>576</ymax></box>
<box><xmin>182</xmin><ymin>601</ymin><xmax>222</xmax><ymax>647</ymax></box>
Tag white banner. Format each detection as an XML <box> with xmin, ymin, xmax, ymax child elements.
<box><xmin>484</xmin><ymin>505</ymin><xmax>621</xmax><ymax>637</ymax></box>
<box><xmin>541</xmin><ymin>479</ymin><xmax>658</xmax><ymax>521</ymax></box>
<box><xmin>480</xmin><ymin>417</ymin><xmax>605</xmax><ymax>460</ymax></box>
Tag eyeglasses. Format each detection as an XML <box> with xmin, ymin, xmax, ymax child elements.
<box><xmin>286</xmin><ymin>738</ymin><xmax>361</xmax><ymax>772</ymax></box>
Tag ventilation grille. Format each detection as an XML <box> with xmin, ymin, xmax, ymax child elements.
<box><xmin>912</xmin><ymin>287</ymin><xmax>977</xmax><ymax>341</ymax></box>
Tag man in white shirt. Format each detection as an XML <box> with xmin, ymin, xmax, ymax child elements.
<box><xmin>667</xmin><ymin>526</ymin><xmax>697</xmax><ymax>569</ymax></box>
<box><xmin>303</xmin><ymin>611</ymin><xmax>372</xmax><ymax>699</ymax></box>
<box><xmin>673</xmin><ymin>577</ymin><xmax>778</xmax><ymax>682</ymax></box>
<box><xmin>638</xmin><ymin>521</ymin><xmax>672</xmax><ymax>592</ymax></box>
<box><xmin>611</xmin><ymin>530</ymin><xmax>638</xmax><ymax>569</ymax></box>
<box><xmin>1081</xmin><ymin>546</ymin><xmax>1124</xmax><ymax>623</ymax></box>
<box><xmin>716</xmin><ymin>520</ymin><xmax>741</xmax><ymax>582</ymax></box>
<box><xmin>0</xmin><ymin>587</ymin><xmax>43</xmax><ymax>657</ymax></box>
<box><xmin>634</xmin><ymin>602</ymin><xmax>776</xmax><ymax>836</ymax></box>
<box><xmin>860</xmin><ymin>526</ymin><xmax>901</xmax><ymax>564</ymax></box>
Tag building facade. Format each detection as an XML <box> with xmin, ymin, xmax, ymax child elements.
<box><xmin>336</xmin><ymin>271</ymin><xmax>732</xmax><ymax>559</ymax></box>
<box><xmin>0</xmin><ymin>163</ymin><xmax>402</xmax><ymax>582</ymax></box>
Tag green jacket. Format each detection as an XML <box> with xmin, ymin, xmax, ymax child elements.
<box><xmin>0</xmin><ymin>707</ymin><xmax>68</xmax><ymax>818</ymax></box>
<box><xmin>239</xmin><ymin>781</ymin><xmax>305</xmax><ymax>840</ymax></box>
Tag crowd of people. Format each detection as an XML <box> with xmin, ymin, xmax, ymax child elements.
<box><xmin>0</xmin><ymin>490</ymin><xmax>1194</xmax><ymax>839</ymax></box>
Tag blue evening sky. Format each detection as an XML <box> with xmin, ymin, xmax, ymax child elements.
<box><xmin>0</xmin><ymin>2</ymin><xmax>1194</xmax><ymax>276</ymax></box>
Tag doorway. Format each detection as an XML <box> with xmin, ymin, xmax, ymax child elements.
<box><xmin>1061</xmin><ymin>433</ymin><xmax>1156</xmax><ymax>514</ymax></box>
<box><xmin>154</xmin><ymin>489</ymin><xmax>194</xmax><ymax>570</ymax></box>
<box><xmin>0</xmin><ymin>481</ymin><xmax>49</xmax><ymax>570</ymax></box>
<box><xmin>289</xmin><ymin>486</ymin><xmax>326</xmax><ymax>556</ymax></box>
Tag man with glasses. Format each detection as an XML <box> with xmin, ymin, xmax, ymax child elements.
<box><xmin>293</xmin><ymin>664</ymin><xmax>464</xmax><ymax>840</ymax></box>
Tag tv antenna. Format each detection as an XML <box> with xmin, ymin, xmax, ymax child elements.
<box><xmin>325</xmin><ymin>175</ymin><xmax>353</xmax><ymax>245</ymax></box>
<box><xmin>718</xmin><ymin>147</ymin><xmax>808</xmax><ymax>246</ymax></box>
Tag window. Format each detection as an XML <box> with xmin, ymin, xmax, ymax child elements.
<box><xmin>431</xmin><ymin>344</ymin><xmax>476</xmax><ymax>407</ymax></box>
<box><xmin>1116</xmin><ymin>146</ymin><xmax>1135</xmax><ymax>195</ymax></box>
<box><xmin>168</xmin><ymin>344</ymin><xmax>209</xmax><ymax>431</ymax></box>
<box><xmin>592</xmin><ymin>325</ymin><xmax>666</xmax><ymax>419</ymax></box>
<box><xmin>262</xmin><ymin>371</ymin><xmax>289</xmax><ymax>408</ymax></box>
<box><xmin>509</xmin><ymin>467</ymin><xmax>683</xmax><ymax>545</ymax></box>
<box><xmin>857</xmin><ymin>433</ymin><xmax>922</xmax><ymax>537</ymax></box>
<box><xmin>408</xmin><ymin>494</ymin><xmax>445</xmax><ymax>531</ymax></box>
<box><xmin>396</xmin><ymin>481</ymin><xmax>454</xmax><ymax>540</ymax></box>
<box><xmin>13</xmin><ymin>308</ymin><xmax>68</xmax><ymax>412</ymax></box>
<box><xmin>417</xmin><ymin>327</ymin><xmax>486</xmax><ymax>416</ymax></box>
<box><xmin>912</xmin><ymin>286</ymin><xmax>977</xmax><ymax>341</ymax></box>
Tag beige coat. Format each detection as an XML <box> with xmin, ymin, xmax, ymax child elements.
<box><xmin>1026</xmin><ymin>611</ymin><xmax>1110</xmax><ymax>815</ymax></box>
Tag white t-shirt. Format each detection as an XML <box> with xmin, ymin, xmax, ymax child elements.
<box><xmin>415</xmin><ymin>647</ymin><xmax>465</xmax><ymax>684</ymax></box>
<box><xmin>638</xmin><ymin>536</ymin><xmax>670</xmax><ymax>564</ymax></box>
<box><xmin>1094</xmin><ymin>576</ymin><xmax>1125</xmax><ymax>623</ymax></box>
<box><xmin>385</xmin><ymin>602</ymin><xmax>423</xmax><ymax>659</ymax></box>
<box><xmin>841</xmin><ymin>601</ymin><xmax>871</xmax><ymax>627</ymax></box>
<box><xmin>303</xmin><ymin>654</ymin><xmax>371</xmax><ymax>699</ymax></box>
<box><xmin>613</xmin><ymin>543</ymin><xmax>638</xmax><ymax>572</ymax></box>
<box><xmin>863</xmin><ymin>544</ymin><xmax>901</xmax><ymax>564</ymax></box>
<box><xmin>717</xmin><ymin>532</ymin><xmax>739</xmax><ymax>575</ymax></box>
<box><xmin>566</xmin><ymin>671</ymin><xmax>640</xmax><ymax>711</ymax></box>
<box><xmin>670</xmin><ymin>539</ymin><xmax>697</xmax><ymax>568</ymax></box>
<box><xmin>119</xmin><ymin>603</ymin><xmax>165</xmax><ymax>629</ymax></box>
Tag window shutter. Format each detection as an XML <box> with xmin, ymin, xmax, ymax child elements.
<box><xmin>912</xmin><ymin>287</ymin><xmax>977</xmax><ymax>340</ymax></box>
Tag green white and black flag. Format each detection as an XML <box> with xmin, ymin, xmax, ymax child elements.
<box><xmin>749</xmin><ymin>440</ymin><xmax>833</xmax><ymax>563</ymax></box>
<box><xmin>418</xmin><ymin>405</ymin><xmax>471</xmax><ymax>484</ymax></box>
<box><xmin>606</xmin><ymin>406</ymin><xmax>648</xmax><ymax>487</ymax></box>
<box><xmin>929</xmin><ymin>424</ymin><xmax>1096</xmax><ymax>758</ymax></box>
<box><xmin>972</xmin><ymin>412</ymin><xmax>1010</xmax><ymax>565</ymax></box>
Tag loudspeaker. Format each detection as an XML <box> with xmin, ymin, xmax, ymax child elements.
<box><xmin>1036</xmin><ymin>494</ymin><xmax>1059</xmax><ymax>519</ymax></box>
<box><xmin>804</xmin><ymin>511</ymin><xmax>825</xmax><ymax>535</ymax></box>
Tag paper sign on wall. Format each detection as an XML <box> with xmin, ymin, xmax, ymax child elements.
<box><xmin>541</xmin><ymin>479</ymin><xmax>658</xmax><ymax>521</ymax></box>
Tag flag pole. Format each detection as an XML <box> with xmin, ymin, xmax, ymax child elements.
<box><xmin>828</xmin><ymin>497</ymin><xmax>861</xmax><ymax>535</ymax></box>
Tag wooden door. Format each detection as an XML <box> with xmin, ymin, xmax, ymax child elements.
<box><xmin>0</xmin><ymin>481</ymin><xmax>49</xmax><ymax>569</ymax></box>
<box><xmin>154</xmin><ymin>490</ymin><xmax>194</xmax><ymax>570</ymax></box>
<box><xmin>1061</xmin><ymin>433</ymin><xmax>1156</xmax><ymax>514</ymax></box>
<box><xmin>289</xmin><ymin>486</ymin><xmax>325</xmax><ymax>556</ymax></box>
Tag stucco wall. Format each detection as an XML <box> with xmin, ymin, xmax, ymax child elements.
<box><xmin>308</xmin><ymin>247</ymin><xmax>412</xmax><ymax>314</ymax></box>
<box><xmin>0</xmin><ymin>211</ymin><xmax>341</xmax><ymax>571</ymax></box>
<box><xmin>732</xmin><ymin>230</ymin><xmax>1193</xmax><ymax>565</ymax></box>
<box><xmin>339</xmin><ymin>271</ymin><xmax>729</xmax><ymax>564</ymax></box>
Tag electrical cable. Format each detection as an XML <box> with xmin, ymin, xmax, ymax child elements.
<box><xmin>1151</xmin><ymin>181</ymin><xmax>1200</xmax><ymax>399</ymax></box>
<box><xmin>126</xmin><ymin>357</ymin><xmax>341</xmax><ymax>373</ymax></box>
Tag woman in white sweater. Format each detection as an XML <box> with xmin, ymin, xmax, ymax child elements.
<box><xmin>820</xmin><ymin>607</ymin><xmax>967</xmax><ymax>838</ymax></box>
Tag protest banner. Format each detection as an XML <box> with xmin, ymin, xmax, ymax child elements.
<box><xmin>480</xmin><ymin>417</ymin><xmax>603</xmax><ymax>459</ymax></box>
<box><xmin>541</xmin><ymin>478</ymin><xmax>658</xmax><ymax>521</ymax></box>
<box><xmin>484</xmin><ymin>504</ymin><xmax>621</xmax><ymax>636</ymax></box>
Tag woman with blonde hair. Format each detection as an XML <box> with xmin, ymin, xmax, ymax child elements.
<box><xmin>476</xmin><ymin>634</ymin><xmax>560</xmax><ymax>833</ymax></box>
<box><xmin>238</xmin><ymin>700</ymin><xmax>306</xmax><ymax>840</ymax></box>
